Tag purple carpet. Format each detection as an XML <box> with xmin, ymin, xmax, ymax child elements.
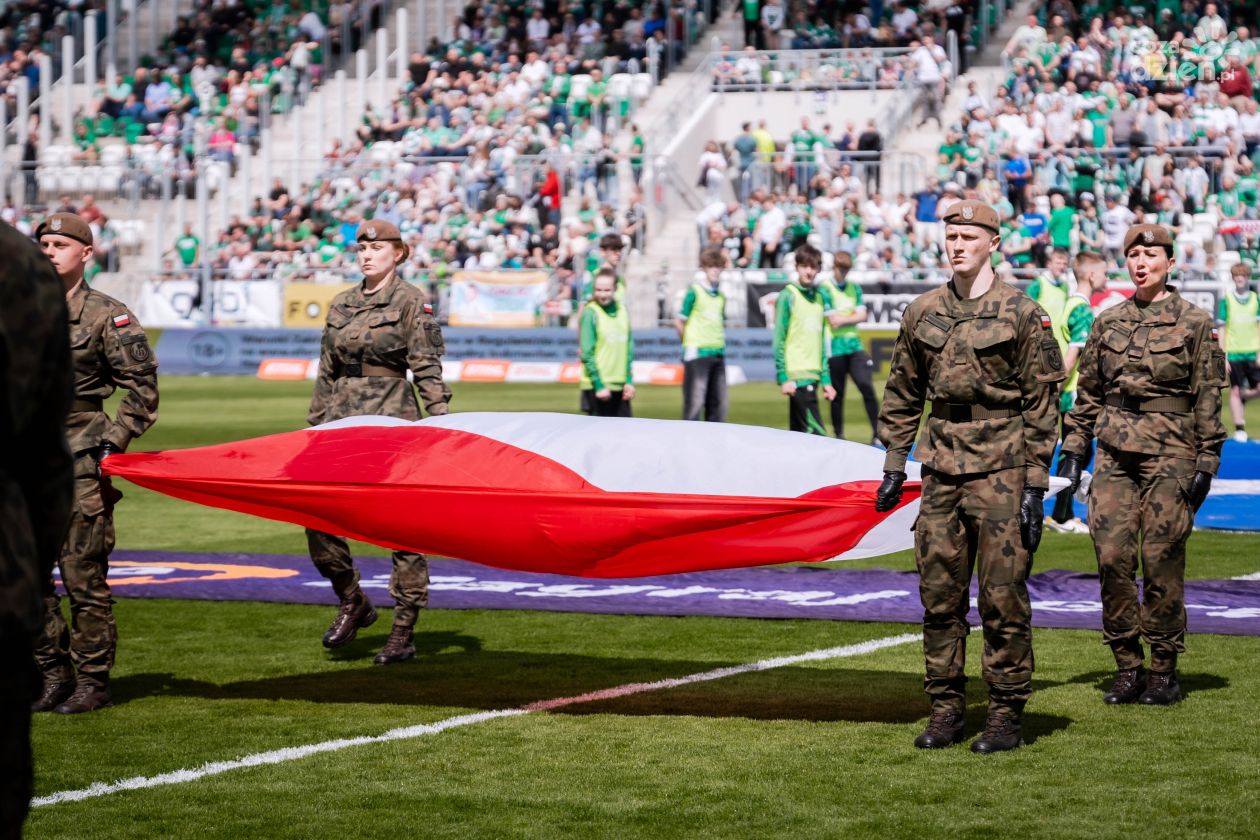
<box><xmin>86</xmin><ymin>550</ymin><xmax>1260</xmax><ymax>637</ymax></box>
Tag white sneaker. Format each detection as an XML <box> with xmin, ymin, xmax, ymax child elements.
<box><xmin>1045</xmin><ymin>516</ymin><xmax>1089</xmax><ymax>534</ymax></box>
<box><xmin>1234</xmin><ymin>431</ymin><xmax>1249</xmax><ymax>443</ymax></box>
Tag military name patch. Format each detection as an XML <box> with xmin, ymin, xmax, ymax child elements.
<box><xmin>112</xmin><ymin>313</ymin><xmax>131</xmax><ymax>328</ymax></box>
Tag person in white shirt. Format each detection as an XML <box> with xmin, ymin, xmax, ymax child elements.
<box><xmin>912</xmin><ymin>35</ymin><xmax>947</xmax><ymax>129</ymax></box>
<box><xmin>961</xmin><ymin>81</ymin><xmax>988</xmax><ymax>115</ymax></box>
<box><xmin>1004</xmin><ymin>13</ymin><xmax>1046</xmax><ymax>56</ymax></box>
<box><xmin>576</xmin><ymin>17</ymin><xmax>601</xmax><ymax>46</ymax></box>
<box><xmin>754</xmin><ymin>196</ymin><xmax>787</xmax><ymax>267</ymax></box>
<box><xmin>892</xmin><ymin>3</ymin><xmax>918</xmax><ymax>41</ymax></box>
<box><xmin>526</xmin><ymin>10</ymin><xmax>550</xmax><ymax>48</ymax></box>
<box><xmin>761</xmin><ymin>0</ymin><xmax>785</xmax><ymax>47</ymax></box>
<box><xmin>1195</xmin><ymin>3</ymin><xmax>1227</xmax><ymax>42</ymax></box>
<box><xmin>812</xmin><ymin>187</ymin><xmax>844</xmax><ymax>253</ymax></box>
<box><xmin>1100</xmin><ymin>194</ymin><xmax>1136</xmax><ymax>264</ymax></box>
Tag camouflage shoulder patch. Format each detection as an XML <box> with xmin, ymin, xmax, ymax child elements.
<box><xmin>119</xmin><ymin>333</ymin><xmax>153</xmax><ymax>365</ymax></box>
<box><xmin>1041</xmin><ymin>337</ymin><xmax>1064</xmax><ymax>378</ymax></box>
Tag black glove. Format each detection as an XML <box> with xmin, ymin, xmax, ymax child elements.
<box><xmin>1058</xmin><ymin>452</ymin><xmax>1083</xmax><ymax>496</ymax></box>
<box><xmin>1185</xmin><ymin>470</ymin><xmax>1212</xmax><ymax>513</ymax></box>
<box><xmin>1019</xmin><ymin>486</ymin><xmax>1045</xmax><ymax>553</ymax></box>
<box><xmin>875</xmin><ymin>471</ymin><xmax>907</xmax><ymax>512</ymax></box>
<box><xmin>92</xmin><ymin>441</ymin><xmax>122</xmax><ymax>477</ymax></box>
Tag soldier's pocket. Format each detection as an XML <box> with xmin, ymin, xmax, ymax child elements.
<box><xmin>73</xmin><ymin>456</ymin><xmax>106</xmax><ymax>517</ymax></box>
<box><xmin>1147</xmin><ymin>333</ymin><xmax>1191</xmax><ymax>382</ymax></box>
<box><xmin>971</xmin><ymin>323</ymin><xmax>1017</xmax><ymax>382</ymax></box>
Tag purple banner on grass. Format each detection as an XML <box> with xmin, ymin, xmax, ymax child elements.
<box><xmin>91</xmin><ymin>550</ymin><xmax>1260</xmax><ymax>637</ymax></box>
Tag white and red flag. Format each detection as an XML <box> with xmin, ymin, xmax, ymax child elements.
<box><xmin>103</xmin><ymin>414</ymin><xmax>923</xmax><ymax>578</ymax></box>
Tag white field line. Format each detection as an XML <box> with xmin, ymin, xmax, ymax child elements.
<box><xmin>1231</xmin><ymin>571</ymin><xmax>1260</xmax><ymax>581</ymax></box>
<box><xmin>34</xmin><ymin>632</ymin><xmax>919</xmax><ymax>808</ymax></box>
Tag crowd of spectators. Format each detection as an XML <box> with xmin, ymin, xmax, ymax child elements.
<box><xmin>694</xmin><ymin>2</ymin><xmax>1260</xmax><ymax>280</ymax></box>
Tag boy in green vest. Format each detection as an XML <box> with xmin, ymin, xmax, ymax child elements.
<box><xmin>1219</xmin><ymin>262</ymin><xmax>1260</xmax><ymax>442</ymax></box>
<box><xmin>1047</xmin><ymin>249</ymin><xmax>1102</xmax><ymax>532</ymax></box>
<box><xmin>820</xmin><ymin>250</ymin><xmax>878</xmax><ymax>442</ymax></box>
<box><xmin>675</xmin><ymin>246</ymin><xmax>728</xmax><ymax>422</ymax></box>
<box><xmin>580</xmin><ymin>268</ymin><xmax>635</xmax><ymax>417</ymax></box>
<box><xmin>774</xmin><ymin>244</ymin><xmax>837</xmax><ymax>434</ymax></box>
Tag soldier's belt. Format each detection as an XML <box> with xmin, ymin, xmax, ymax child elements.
<box><xmin>929</xmin><ymin>402</ymin><xmax>1020</xmax><ymax>422</ymax></box>
<box><xmin>339</xmin><ymin>363</ymin><xmax>405</xmax><ymax>379</ymax></box>
<box><xmin>1104</xmin><ymin>394</ymin><xmax>1193</xmax><ymax>413</ymax></box>
<box><xmin>70</xmin><ymin>397</ymin><xmax>103</xmax><ymax>413</ymax></box>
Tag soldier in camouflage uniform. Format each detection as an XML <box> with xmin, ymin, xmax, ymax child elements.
<box><xmin>875</xmin><ymin>201</ymin><xmax>1064</xmax><ymax>753</ymax></box>
<box><xmin>31</xmin><ymin>213</ymin><xmax>159</xmax><ymax>715</ymax></box>
<box><xmin>0</xmin><ymin>218</ymin><xmax>73</xmax><ymax>838</ymax></box>
<box><xmin>1060</xmin><ymin>224</ymin><xmax>1226</xmax><ymax>706</ymax></box>
<box><xmin>307</xmin><ymin>219</ymin><xmax>451</xmax><ymax>666</ymax></box>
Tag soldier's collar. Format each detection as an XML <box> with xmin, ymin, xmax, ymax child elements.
<box><xmin>66</xmin><ymin>281</ymin><xmax>89</xmax><ymax>322</ymax></box>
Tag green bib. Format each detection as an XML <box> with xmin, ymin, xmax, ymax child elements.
<box><xmin>682</xmin><ymin>284</ymin><xmax>725</xmax><ymax>351</ymax></box>
<box><xmin>580</xmin><ymin>303</ymin><xmax>630</xmax><ymax>389</ymax></box>
<box><xmin>821</xmin><ymin>279</ymin><xmax>862</xmax><ymax>355</ymax></box>
<box><xmin>784</xmin><ymin>284</ymin><xmax>825</xmax><ymax>382</ymax></box>
<box><xmin>1226</xmin><ymin>291</ymin><xmax>1260</xmax><ymax>358</ymax></box>
<box><xmin>1061</xmin><ymin>294</ymin><xmax>1090</xmax><ymax>394</ymax></box>
<box><xmin>1033</xmin><ymin>277</ymin><xmax>1070</xmax><ymax>358</ymax></box>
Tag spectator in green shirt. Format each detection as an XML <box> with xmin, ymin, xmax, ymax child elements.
<box><xmin>174</xmin><ymin>224</ymin><xmax>200</xmax><ymax>269</ymax></box>
<box><xmin>1047</xmin><ymin>192</ymin><xmax>1076</xmax><ymax>250</ymax></box>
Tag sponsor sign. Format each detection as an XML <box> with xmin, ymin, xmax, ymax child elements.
<box><xmin>448</xmin><ymin>271</ymin><xmax>550</xmax><ymax>328</ymax></box>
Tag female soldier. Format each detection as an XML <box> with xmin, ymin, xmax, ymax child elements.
<box><xmin>1060</xmin><ymin>224</ymin><xmax>1226</xmax><ymax>706</ymax></box>
<box><xmin>306</xmin><ymin>220</ymin><xmax>451</xmax><ymax>665</ymax></box>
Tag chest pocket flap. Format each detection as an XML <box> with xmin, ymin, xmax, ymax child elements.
<box><xmin>1147</xmin><ymin>331</ymin><xmax>1191</xmax><ymax>381</ymax></box>
<box><xmin>366</xmin><ymin>308</ymin><xmax>403</xmax><ymax>328</ymax></box>
<box><xmin>1101</xmin><ymin>326</ymin><xmax>1133</xmax><ymax>353</ymax></box>
<box><xmin>970</xmin><ymin>321</ymin><xmax>1016</xmax><ymax>350</ymax></box>
<box><xmin>914</xmin><ymin>315</ymin><xmax>952</xmax><ymax>350</ymax></box>
<box><xmin>70</xmin><ymin>326</ymin><xmax>93</xmax><ymax>349</ymax></box>
<box><xmin>326</xmin><ymin>305</ymin><xmax>353</xmax><ymax>328</ymax></box>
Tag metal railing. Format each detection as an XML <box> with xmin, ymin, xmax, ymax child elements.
<box><xmin>707</xmin><ymin>47</ymin><xmax>914</xmax><ymax>92</ymax></box>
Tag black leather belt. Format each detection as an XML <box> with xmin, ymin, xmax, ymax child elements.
<box><xmin>930</xmin><ymin>402</ymin><xmax>1020</xmax><ymax>422</ymax></box>
<box><xmin>339</xmin><ymin>362</ymin><xmax>404</xmax><ymax>379</ymax></box>
<box><xmin>1105</xmin><ymin>393</ymin><xmax>1193</xmax><ymax>413</ymax></box>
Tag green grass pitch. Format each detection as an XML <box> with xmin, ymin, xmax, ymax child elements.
<box><xmin>26</xmin><ymin>377</ymin><xmax>1260</xmax><ymax>838</ymax></box>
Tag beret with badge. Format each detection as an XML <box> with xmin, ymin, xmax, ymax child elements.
<box><xmin>1122</xmin><ymin>223</ymin><xmax>1174</xmax><ymax>254</ymax></box>
<box><xmin>35</xmin><ymin>213</ymin><xmax>93</xmax><ymax>246</ymax></box>
<box><xmin>356</xmin><ymin>219</ymin><xmax>409</xmax><ymax>261</ymax></box>
<box><xmin>941</xmin><ymin>200</ymin><xmax>1000</xmax><ymax>234</ymax></box>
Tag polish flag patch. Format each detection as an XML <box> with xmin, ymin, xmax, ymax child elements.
<box><xmin>112</xmin><ymin>313</ymin><xmax>131</xmax><ymax>328</ymax></box>
<box><xmin>1211</xmin><ymin>328</ymin><xmax>1220</xmax><ymax>341</ymax></box>
<box><xmin>1039</xmin><ymin>314</ymin><xmax>1052</xmax><ymax>330</ymax></box>
<box><xmin>423</xmin><ymin>303</ymin><xmax>433</xmax><ymax>315</ymax></box>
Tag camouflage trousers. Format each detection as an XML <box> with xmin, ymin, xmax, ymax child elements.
<box><xmin>34</xmin><ymin>465</ymin><xmax>118</xmax><ymax>684</ymax></box>
<box><xmin>1087</xmin><ymin>446</ymin><xmax>1194</xmax><ymax>673</ymax></box>
<box><xmin>306</xmin><ymin>529</ymin><xmax>429</xmax><ymax>628</ymax></box>
<box><xmin>915</xmin><ymin>466</ymin><xmax>1034</xmax><ymax>711</ymax></box>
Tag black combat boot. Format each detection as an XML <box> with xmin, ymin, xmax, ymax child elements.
<box><xmin>373</xmin><ymin>623</ymin><xmax>416</xmax><ymax>666</ymax></box>
<box><xmin>54</xmin><ymin>676</ymin><xmax>112</xmax><ymax>714</ymax></box>
<box><xmin>913</xmin><ymin>708</ymin><xmax>965</xmax><ymax>749</ymax></box>
<box><xmin>1138</xmin><ymin>671</ymin><xmax>1181</xmax><ymax>705</ymax></box>
<box><xmin>971</xmin><ymin>704</ymin><xmax>1023</xmax><ymax>754</ymax></box>
<box><xmin>1103</xmin><ymin>666</ymin><xmax>1147</xmax><ymax>704</ymax></box>
<box><xmin>31</xmin><ymin>675</ymin><xmax>75</xmax><ymax>713</ymax></box>
<box><xmin>322</xmin><ymin>589</ymin><xmax>377</xmax><ymax>649</ymax></box>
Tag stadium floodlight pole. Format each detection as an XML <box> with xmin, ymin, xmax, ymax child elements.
<box><xmin>156</xmin><ymin>167</ymin><xmax>170</xmax><ymax>271</ymax></box>
<box><xmin>62</xmin><ymin>35</ymin><xmax>75</xmax><ymax>144</ymax></box>
<box><xmin>396</xmin><ymin>9</ymin><xmax>407</xmax><ymax>82</ymax></box>
<box><xmin>39</xmin><ymin>53</ymin><xmax>52</xmax><ymax>152</ymax></box>
<box><xmin>128</xmin><ymin>0</ymin><xmax>137</xmax><ymax>70</ymax></box>
<box><xmin>376</xmin><ymin>28</ymin><xmax>388</xmax><ymax>108</ymax></box>
<box><xmin>416</xmin><ymin>0</ymin><xmax>425</xmax><ymax>52</ymax></box>
<box><xmin>356</xmin><ymin>49</ymin><xmax>368</xmax><ymax>118</ymax></box>
<box><xmin>196</xmin><ymin>169</ymin><xmax>211</xmax><ymax>324</ymax></box>
<box><xmin>106</xmin><ymin>0</ymin><xmax>118</xmax><ymax>73</ymax></box>
<box><xmin>85</xmin><ymin>12</ymin><xmax>98</xmax><ymax>87</ymax></box>
<box><xmin>335</xmin><ymin>69</ymin><xmax>348</xmax><ymax>145</ymax></box>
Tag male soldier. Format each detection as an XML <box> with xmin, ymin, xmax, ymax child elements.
<box><xmin>32</xmin><ymin>213</ymin><xmax>159</xmax><ymax>714</ymax></box>
<box><xmin>675</xmin><ymin>246</ymin><xmax>727</xmax><ymax>422</ymax></box>
<box><xmin>820</xmin><ymin>250</ymin><xmax>879</xmax><ymax>442</ymax></box>
<box><xmin>0</xmin><ymin>220</ymin><xmax>73</xmax><ymax>840</ymax></box>
<box><xmin>1060</xmin><ymin>224</ymin><xmax>1226</xmax><ymax>705</ymax></box>
<box><xmin>1218</xmin><ymin>262</ymin><xmax>1260</xmax><ymax>442</ymax></box>
<box><xmin>876</xmin><ymin>200</ymin><xmax>1064</xmax><ymax>753</ymax></box>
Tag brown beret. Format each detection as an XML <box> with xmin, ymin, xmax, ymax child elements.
<box><xmin>941</xmin><ymin>200</ymin><xmax>1000</xmax><ymax>234</ymax></box>
<box><xmin>356</xmin><ymin>219</ymin><xmax>403</xmax><ymax>243</ymax></box>
<box><xmin>36</xmin><ymin>213</ymin><xmax>93</xmax><ymax>246</ymax></box>
<box><xmin>1123</xmin><ymin>224</ymin><xmax>1174</xmax><ymax>254</ymax></box>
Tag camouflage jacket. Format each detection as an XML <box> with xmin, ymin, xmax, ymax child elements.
<box><xmin>66</xmin><ymin>281</ymin><xmax>159</xmax><ymax>456</ymax></box>
<box><xmin>0</xmin><ymin>222</ymin><xmax>73</xmax><ymax>637</ymax></box>
<box><xmin>1062</xmin><ymin>290</ymin><xmax>1226</xmax><ymax>474</ymax></box>
<box><xmin>308</xmin><ymin>275</ymin><xmax>450</xmax><ymax>425</ymax></box>
<box><xmin>879</xmin><ymin>277</ymin><xmax>1065</xmax><ymax>488</ymax></box>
